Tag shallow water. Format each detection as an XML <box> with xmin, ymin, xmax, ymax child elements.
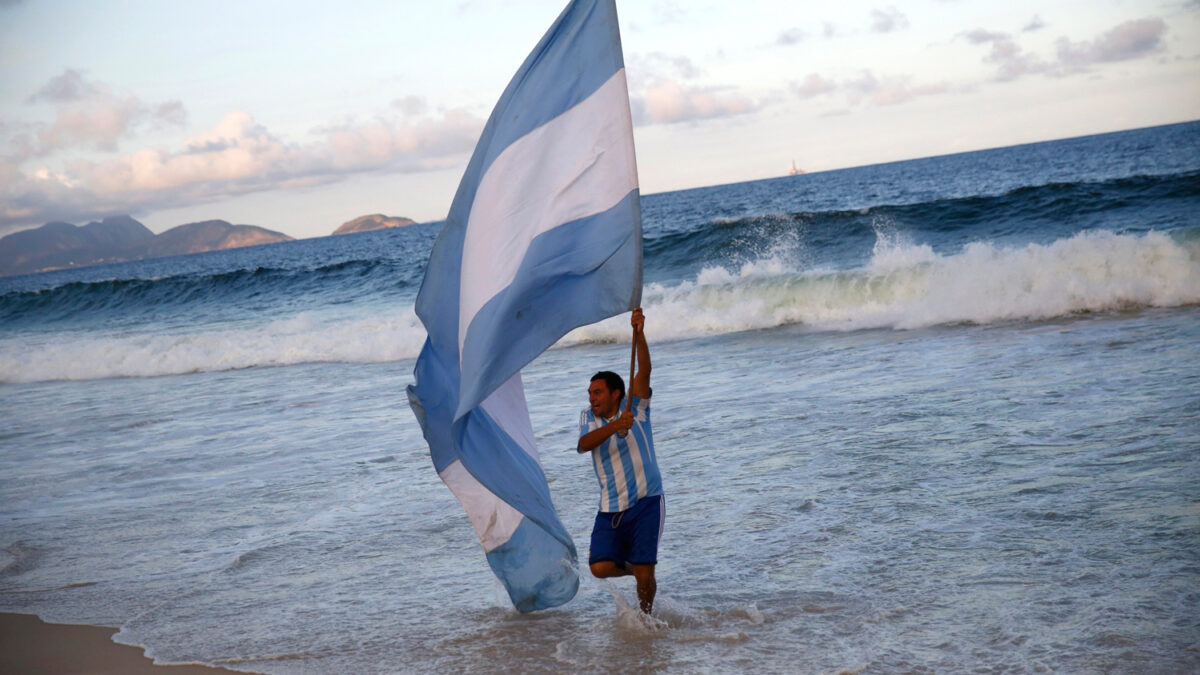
<box><xmin>2</xmin><ymin>122</ymin><xmax>1199</xmax><ymax>672</ymax></box>
<box><xmin>2</xmin><ymin>304</ymin><xmax>1198</xmax><ymax>672</ymax></box>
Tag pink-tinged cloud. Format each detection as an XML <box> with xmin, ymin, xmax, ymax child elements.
<box><xmin>789</xmin><ymin>69</ymin><xmax>946</xmax><ymax>107</ymax></box>
<box><xmin>0</xmin><ymin>108</ymin><xmax>484</xmax><ymax>230</ymax></box>
<box><xmin>844</xmin><ymin>71</ymin><xmax>947</xmax><ymax>106</ymax></box>
<box><xmin>23</xmin><ymin>70</ymin><xmax>187</xmax><ymax>155</ymax></box>
<box><xmin>635</xmin><ymin>80</ymin><xmax>758</xmax><ymax>124</ymax></box>
<box><xmin>792</xmin><ymin>73</ymin><xmax>837</xmax><ymax>99</ymax></box>
<box><xmin>38</xmin><ymin>94</ymin><xmax>150</xmax><ymax>152</ymax></box>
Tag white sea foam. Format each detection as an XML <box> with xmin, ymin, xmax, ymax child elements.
<box><xmin>0</xmin><ymin>308</ymin><xmax>428</xmax><ymax>384</ymax></box>
<box><xmin>567</xmin><ymin>229</ymin><xmax>1200</xmax><ymax>342</ymax></box>
<box><xmin>2</xmin><ymin>230</ymin><xmax>1196</xmax><ymax>383</ymax></box>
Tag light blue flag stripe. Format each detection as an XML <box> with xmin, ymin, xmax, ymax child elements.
<box><xmin>407</xmin><ymin>0</ymin><xmax>641</xmax><ymax>612</ymax></box>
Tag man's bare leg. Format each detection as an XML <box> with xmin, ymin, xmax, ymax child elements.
<box><xmin>591</xmin><ymin>561</ymin><xmax>656</xmax><ymax>614</ymax></box>
<box><xmin>631</xmin><ymin>564</ymin><xmax>656</xmax><ymax>614</ymax></box>
<box><xmin>589</xmin><ymin>561</ymin><xmax>631</xmax><ymax>578</ymax></box>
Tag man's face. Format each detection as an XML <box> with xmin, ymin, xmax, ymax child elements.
<box><xmin>588</xmin><ymin>379</ymin><xmax>622</xmax><ymax>419</ymax></box>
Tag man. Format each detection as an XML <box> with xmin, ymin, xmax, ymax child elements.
<box><xmin>577</xmin><ymin>307</ymin><xmax>664</xmax><ymax>614</ymax></box>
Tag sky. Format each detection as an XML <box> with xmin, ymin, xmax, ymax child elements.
<box><xmin>1</xmin><ymin>0</ymin><xmax>1198</xmax><ymax>240</ymax></box>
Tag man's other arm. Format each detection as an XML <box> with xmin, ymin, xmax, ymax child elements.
<box><xmin>578</xmin><ymin>414</ymin><xmax>633</xmax><ymax>453</ymax></box>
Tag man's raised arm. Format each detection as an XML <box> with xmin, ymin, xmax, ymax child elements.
<box><xmin>629</xmin><ymin>307</ymin><xmax>651</xmax><ymax>400</ymax></box>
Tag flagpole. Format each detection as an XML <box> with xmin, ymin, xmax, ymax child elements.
<box><xmin>626</xmin><ymin>323</ymin><xmax>637</xmax><ymax>415</ymax></box>
<box><xmin>615</xmin><ymin>320</ymin><xmax>636</xmax><ymax>438</ymax></box>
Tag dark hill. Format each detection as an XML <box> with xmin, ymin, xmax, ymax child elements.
<box><xmin>0</xmin><ymin>216</ymin><xmax>155</xmax><ymax>275</ymax></box>
<box><xmin>0</xmin><ymin>217</ymin><xmax>292</xmax><ymax>277</ymax></box>
<box><xmin>142</xmin><ymin>220</ymin><xmax>293</xmax><ymax>258</ymax></box>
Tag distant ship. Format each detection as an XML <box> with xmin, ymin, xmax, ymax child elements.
<box><xmin>788</xmin><ymin>160</ymin><xmax>805</xmax><ymax>176</ymax></box>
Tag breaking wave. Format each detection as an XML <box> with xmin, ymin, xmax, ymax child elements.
<box><xmin>3</xmin><ymin>228</ymin><xmax>1196</xmax><ymax>383</ymax></box>
<box><xmin>569</xmin><ymin>228</ymin><xmax>1200</xmax><ymax>341</ymax></box>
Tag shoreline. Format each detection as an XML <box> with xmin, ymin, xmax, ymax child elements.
<box><xmin>0</xmin><ymin>612</ymin><xmax>250</xmax><ymax>674</ymax></box>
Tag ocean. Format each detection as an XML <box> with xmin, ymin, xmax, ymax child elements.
<box><xmin>1</xmin><ymin>120</ymin><xmax>1198</xmax><ymax>673</ymax></box>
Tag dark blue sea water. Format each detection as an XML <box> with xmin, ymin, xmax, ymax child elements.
<box><xmin>1</xmin><ymin>121</ymin><xmax>1198</xmax><ymax>673</ymax></box>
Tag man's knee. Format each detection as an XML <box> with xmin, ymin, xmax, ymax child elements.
<box><xmin>590</xmin><ymin>561</ymin><xmax>625</xmax><ymax>578</ymax></box>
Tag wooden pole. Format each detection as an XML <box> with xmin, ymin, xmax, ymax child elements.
<box><xmin>626</xmin><ymin>323</ymin><xmax>637</xmax><ymax>415</ymax></box>
<box><xmin>618</xmin><ymin>316</ymin><xmax>636</xmax><ymax>437</ymax></box>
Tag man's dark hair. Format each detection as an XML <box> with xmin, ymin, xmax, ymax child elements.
<box><xmin>591</xmin><ymin>371</ymin><xmax>625</xmax><ymax>403</ymax></box>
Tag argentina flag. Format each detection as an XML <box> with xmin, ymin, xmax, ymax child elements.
<box><xmin>406</xmin><ymin>0</ymin><xmax>642</xmax><ymax>612</ymax></box>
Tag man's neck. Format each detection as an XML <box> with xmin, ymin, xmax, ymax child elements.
<box><xmin>601</xmin><ymin>402</ymin><xmax>624</xmax><ymax>420</ymax></box>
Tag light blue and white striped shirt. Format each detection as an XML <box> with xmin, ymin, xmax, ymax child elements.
<box><xmin>580</xmin><ymin>395</ymin><xmax>662</xmax><ymax>513</ymax></box>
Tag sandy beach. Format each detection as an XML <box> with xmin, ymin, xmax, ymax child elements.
<box><xmin>0</xmin><ymin>613</ymin><xmax>246</xmax><ymax>674</ymax></box>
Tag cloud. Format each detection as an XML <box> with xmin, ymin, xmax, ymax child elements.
<box><xmin>628</xmin><ymin>51</ymin><xmax>702</xmax><ymax>89</ymax></box>
<box><xmin>777</xmin><ymin>28</ymin><xmax>807</xmax><ymax>46</ymax></box>
<box><xmin>964</xmin><ymin>17</ymin><xmax>1167</xmax><ymax>82</ymax></box>
<box><xmin>870</xmin><ymin>7</ymin><xmax>909</xmax><ymax>33</ymax></box>
<box><xmin>963</xmin><ymin>29</ymin><xmax>1008</xmax><ymax>45</ymax></box>
<box><xmin>789</xmin><ymin>69</ymin><xmax>948</xmax><ymax>109</ymax></box>
<box><xmin>154</xmin><ymin>100</ymin><xmax>188</xmax><ymax>127</ymax></box>
<box><xmin>961</xmin><ymin>30</ymin><xmax>1050</xmax><ymax>81</ymax></box>
<box><xmin>22</xmin><ymin>69</ymin><xmax>188</xmax><ymax>155</ymax></box>
<box><xmin>844</xmin><ymin>70</ymin><xmax>947</xmax><ymax>106</ymax></box>
<box><xmin>27</xmin><ymin>69</ymin><xmax>99</xmax><ymax>103</ymax></box>
<box><xmin>791</xmin><ymin>73</ymin><xmax>837</xmax><ymax>99</ymax></box>
<box><xmin>634</xmin><ymin>80</ymin><xmax>758</xmax><ymax>124</ymax></box>
<box><xmin>1023</xmin><ymin>15</ymin><xmax>1045</xmax><ymax>32</ymax></box>
<box><xmin>1056</xmin><ymin>17</ymin><xmax>1166</xmax><ymax>67</ymax></box>
<box><xmin>391</xmin><ymin>95</ymin><xmax>428</xmax><ymax>117</ymax></box>
<box><xmin>626</xmin><ymin>50</ymin><xmax>757</xmax><ymax>125</ymax></box>
<box><xmin>0</xmin><ymin>108</ymin><xmax>485</xmax><ymax>230</ymax></box>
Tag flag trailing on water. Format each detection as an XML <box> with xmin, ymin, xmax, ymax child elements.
<box><xmin>406</xmin><ymin>0</ymin><xmax>642</xmax><ymax>612</ymax></box>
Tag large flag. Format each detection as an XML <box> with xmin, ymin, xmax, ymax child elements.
<box><xmin>406</xmin><ymin>0</ymin><xmax>642</xmax><ymax>612</ymax></box>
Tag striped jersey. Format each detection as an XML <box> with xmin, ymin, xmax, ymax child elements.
<box><xmin>579</xmin><ymin>395</ymin><xmax>662</xmax><ymax>513</ymax></box>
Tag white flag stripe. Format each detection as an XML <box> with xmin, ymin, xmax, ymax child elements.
<box><xmin>479</xmin><ymin>372</ymin><xmax>541</xmax><ymax>465</ymax></box>
<box><xmin>627</xmin><ymin>428</ymin><xmax>648</xmax><ymax>498</ymax></box>
<box><xmin>458</xmin><ymin>69</ymin><xmax>638</xmax><ymax>354</ymax></box>
<box><xmin>592</xmin><ymin>450</ymin><xmax>609</xmax><ymax>512</ymax></box>
<box><xmin>439</xmin><ymin>459</ymin><xmax>525</xmax><ymax>553</ymax></box>
<box><xmin>606</xmin><ymin>439</ymin><xmax>629</xmax><ymax>511</ymax></box>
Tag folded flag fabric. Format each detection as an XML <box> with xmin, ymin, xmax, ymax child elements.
<box><xmin>406</xmin><ymin>0</ymin><xmax>642</xmax><ymax>612</ymax></box>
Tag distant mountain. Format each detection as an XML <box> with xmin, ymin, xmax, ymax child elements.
<box><xmin>333</xmin><ymin>214</ymin><xmax>416</xmax><ymax>235</ymax></box>
<box><xmin>140</xmin><ymin>220</ymin><xmax>292</xmax><ymax>258</ymax></box>
<box><xmin>0</xmin><ymin>216</ymin><xmax>292</xmax><ymax>277</ymax></box>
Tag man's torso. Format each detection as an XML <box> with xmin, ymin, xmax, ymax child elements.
<box><xmin>580</xmin><ymin>394</ymin><xmax>662</xmax><ymax>512</ymax></box>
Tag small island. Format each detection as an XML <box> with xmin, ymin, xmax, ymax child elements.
<box><xmin>333</xmin><ymin>214</ymin><xmax>416</xmax><ymax>236</ymax></box>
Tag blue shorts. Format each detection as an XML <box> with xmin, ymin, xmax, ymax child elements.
<box><xmin>589</xmin><ymin>494</ymin><xmax>664</xmax><ymax>566</ymax></box>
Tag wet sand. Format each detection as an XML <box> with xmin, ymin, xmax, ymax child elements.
<box><xmin>0</xmin><ymin>613</ymin><xmax>248</xmax><ymax>674</ymax></box>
